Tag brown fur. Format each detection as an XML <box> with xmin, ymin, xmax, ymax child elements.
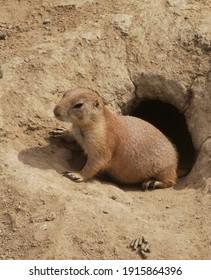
<box><xmin>53</xmin><ymin>88</ymin><xmax>178</xmax><ymax>188</ymax></box>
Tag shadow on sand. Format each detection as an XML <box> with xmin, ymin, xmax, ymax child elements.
<box><xmin>18</xmin><ymin>137</ymin><xmax>185</xmax><ymax>192</ymax></box>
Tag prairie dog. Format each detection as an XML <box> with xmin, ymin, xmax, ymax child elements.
<box><xmin>52</xmin><ymin>88</ymin><xmax>178</xmax><ymax>188</ymax></box>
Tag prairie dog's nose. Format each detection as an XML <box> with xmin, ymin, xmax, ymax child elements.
<box><xmin>54</xmin><ymin>106</ymin><xmax>62</xmax><ymax>118</ymax></box>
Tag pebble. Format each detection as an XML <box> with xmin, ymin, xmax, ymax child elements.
<box><xmin>45</xmin><ymin>212</ymin><xmax>56</xmax><ymax>221</ymax></box>
<box><xmin>43</xmin><ymin>19</ymin><xmax>51</xmax><ymax>25</ymax></box>
<box><xmin>0</xmin><ymin>33</ymin><xmax>6</xmax><ymax>40</ymax></box>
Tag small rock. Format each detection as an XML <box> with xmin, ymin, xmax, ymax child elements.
<box><xmin>35</xmin><ymin>114</ymin><xmax>42</xmax><ymax>119</ymax></box>
<box><xmin>27</xmin><ymin>123</ymin><xmax>39</xmax><ymax>131</ymax></box>
<box><xmin>0</xmin><ymin>33</ymin><xmax>6</xmax><ymax>40</ymax></box>
<box><xmin>43</xmin><ymin>19</ymin><xmax>51</xmax><ymax>25</ymax></box>
<box><xmin>111</xmin><ymin>14</ymin><xmax>132</xmax><ymax>35</ymax></box>
<box><xmin>103</xmin><ymin>210</ymin><xmax>108</xmax><ymax>214</ymax></box>
<box><xmin>45</xmin><ymin>212</ymin><xmax>56</xmax><ymax>221</ymax></box>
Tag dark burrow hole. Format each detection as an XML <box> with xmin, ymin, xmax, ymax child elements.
<box><xmin>132</xmin><ymin>100</ymin><xmax>197</xmax><ymax>177</ymax></box>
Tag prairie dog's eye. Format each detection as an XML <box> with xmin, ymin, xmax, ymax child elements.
<box><xmin>72</xmin><ymin>102</ymin><xmax>83</xmax><ymax>109</ymax></box>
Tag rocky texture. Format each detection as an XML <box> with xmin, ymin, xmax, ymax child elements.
<box><xmin>0</xmin><ymin>0</ymin><xmax>210</xmax><ymax>260</ymax></box>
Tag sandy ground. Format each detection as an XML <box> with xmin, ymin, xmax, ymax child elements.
<box><xmin>0</xmin><ymin>0</ymin><xmax>211</xmax><ymax>260</ymax></box>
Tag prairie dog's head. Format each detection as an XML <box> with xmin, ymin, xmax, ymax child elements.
<box><xmin>54</xmin><ymin>88</ymin><xmax>104</xmax><ymax>126</ymax></box>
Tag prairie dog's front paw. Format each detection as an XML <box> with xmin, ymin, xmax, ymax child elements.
<box><xmin>49</xmin><ymin>127</ymin><xmax>68</xmax><ymax>139</ymax></box>
<box><xmin>63</xmin><ymin>171</ymin><xmax>84</xmax><ymax>182</ymax></box>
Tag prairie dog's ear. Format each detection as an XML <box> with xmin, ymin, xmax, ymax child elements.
<box><xmin>94</xmin><ymin>99</ymin><xmax>100</xmax><ymax>108</ymax></box>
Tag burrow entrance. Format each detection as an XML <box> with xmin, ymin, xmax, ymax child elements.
<box><xmin>132</xmin><ymin>100</ymin><xmax>196</xmax><ymax>177</ymax></box>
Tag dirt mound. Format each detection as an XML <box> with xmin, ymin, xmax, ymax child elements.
<box><xmin>0</xmin><ymin>0</ymin><xmax>210</xmax><ymax>259</ymax></box>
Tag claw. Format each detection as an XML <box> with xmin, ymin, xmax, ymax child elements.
<box><xmin>142</xmin><ymin>180</ymin><xmax>157</xmax><ymax>190</ymax></box>
<box><xmin>63</xmin><ymin>171</ymin><xmax>83</xmax><ymax>182</ymax></box>
<box><xmin>49</xmin><ymin>127</ymin><xmax>68</xmax><ymax>138</ymax></box>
